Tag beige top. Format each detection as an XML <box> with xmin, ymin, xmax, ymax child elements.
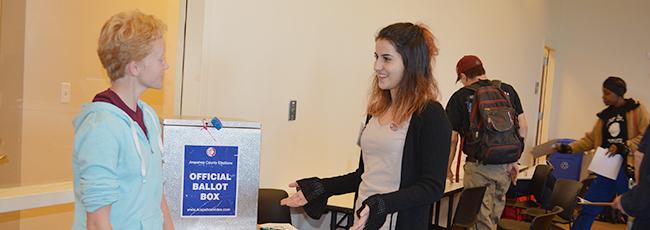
<box><xmin>355</xmin><ymin>116</ymin><xmax>410</xmax><ymax>230</ymax></box>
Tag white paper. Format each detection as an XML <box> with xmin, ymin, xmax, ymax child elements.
<box><xmin>530</xmin><ymin>139</ymin><xmax>560</xmax><ymax>158</ymax></box>
<box><xmin>588</xmin><ymin>147</ymin><xmax>623</xmax><ymax>180</ymax></box>
<box><xmin>258</xmin><ymin>223</ymin><xmax>299</xmax><ymax>230</ymax></box>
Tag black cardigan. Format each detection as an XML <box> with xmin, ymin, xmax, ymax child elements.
<box><xmin>298</xmin><ymin>101</ymin><xmax>452</xmax><ymax>229</ymax></box>
<box><xmin>621</xmin><ymin>146</ymin><xmax>650</xmax><ymax>229</ymax></box>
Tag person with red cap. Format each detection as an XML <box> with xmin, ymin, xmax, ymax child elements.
<box><xmin>446</xmin><ymin>55</ymin><xmax>527</xmax><ymax>230</ymax></box>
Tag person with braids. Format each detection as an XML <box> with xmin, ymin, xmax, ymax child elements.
<box><xmin>554</xmin><ymin>76</ymin><xmax>649</xmax><ymax>230</ymax></box>
<box><xmin>280</xmin><ymin>22</ymin><xmax>451</xmax><ymax>230</ymax></box>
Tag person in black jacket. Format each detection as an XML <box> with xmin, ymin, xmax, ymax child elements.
<box><xmin>280</xmin><ymin>22</ymin><xmax>451</xmax><ymax>230</ymax></box>
<box><xmin>612</xmin><ymin>125</ymin><xmax>650</xmax><ymax>229</ymax></box>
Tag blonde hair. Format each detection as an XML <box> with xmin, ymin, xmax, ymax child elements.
<box><xmin>97</xmin><ymin>10</ymin><xmax>167</xmax><ymax>81</ymax></box>
<box><xmin>367</xmin><ymin>22</ymin><xmax>439</xmax><ymax>124</ymax></box>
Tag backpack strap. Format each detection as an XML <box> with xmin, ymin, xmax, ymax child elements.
<box><xmin>633</xmin><ymin>107</ymin><xmax>639</xmax><ymax>136</ymax></box>
<box><xmin>455</xmin><ymin>137</ymin><xmax>464</xmax><ymax>183</ymax></box>
<box><xmin>463</xmin><ymin>82</ymin><xmax>482</xmax><ymax>123</ymax></box>
<box><xmin>487</xmin><ymin>80</ymin><xmax>515</xmax><ymax>108</ymax></box>
<box><xmin>463</xmin><ymin>83</ymin><xmax>481</xmax><ymax>92</ymax></box>
<box><xmin>490</xmin><ymin>80</ymin><xmax>502</xmax><ymax>88</ymax></box>
<box><xmin>463</xmin><ymin>80</ymin><xmax>502</xmax><ymax>92</ymax></box>
<box><xmin>456</xmin><ymin>83</ymin><xmax>483</xmax><ymax>182</ymax></box>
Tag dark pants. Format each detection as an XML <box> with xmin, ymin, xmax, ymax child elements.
<box><xmin>572</xmin><ymin>166</ymin><xmax>629</xmax><ymax>230</ymax></box>
<box><xmin>632</xmin><ymin>217</ymin><xmax>650</xmax><ymax>230</ymax></box>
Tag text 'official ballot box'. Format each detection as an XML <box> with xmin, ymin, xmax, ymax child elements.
<box><xmin>162</xmin><ymin>118</ymin><xmax>261</xmax><ymax>229</ymax></box>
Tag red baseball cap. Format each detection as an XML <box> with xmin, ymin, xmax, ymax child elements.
<box><xmin>456</xmin><ymin>55</ymin><xmax>483</xmax><ymax>82</ymax></box>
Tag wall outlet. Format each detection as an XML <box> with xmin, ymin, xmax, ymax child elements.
<box><xmin>60</xmin><ymin>82</ymin><xmax>71</xmax><ymax>103</ymax></box>
<box><xmin>288</xmin><ymin>100</ymin><xmax>297</xmax><ymax>121</ymax></box>
<box><xmin>0</xmin><ymin>137</ymin><xmax>5</xmax><ymax>160</ymax></box>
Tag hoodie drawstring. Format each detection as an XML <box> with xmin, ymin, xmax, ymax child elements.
<box><xmin>144</xmin><ymin>108</ymin><xmax>164</xmax><ymax>153</ymax></box>
<box><xmin>132</xmin><ymin>106</ymin><xmax>163</xmax><ymax>180</ymax></box>
<box><xmin>130</xmin><ymin>121</ymin><xmax>147</xmax><ymax>178</ymax></box>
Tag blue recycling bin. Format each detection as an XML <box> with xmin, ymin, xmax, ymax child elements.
<box><xmin>548</xmin><ymin>139</ymin><xmax>583</xmax><ymax>181</ymax></box>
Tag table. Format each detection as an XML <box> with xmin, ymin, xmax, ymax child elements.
<box><xmin>324</xmin><ymin>164</ymin><xmax>540</xmax><ymax>230</ymax></box>
<box><xmin>325</xmin><ymin>180</ymin><xmax>463</xmax><ymax>230</ymax></box>
<box><xmin>433</xmin><ymin>180</ymin><xmax>465</xmax><ymax>229</ymax></box>
<box><xmin>326</xmin><ymin>193</ymin><xmax>356</xmax><ymax>230</ymax></box>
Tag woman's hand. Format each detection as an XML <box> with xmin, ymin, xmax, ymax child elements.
<box><xmin>552</xmin><ymin>143</ymin><xmax>572</xmax><ymax>153</ymax></box>
<box><xmin>610</xmin><ymin>195</ymin><xmax>627</xmax><ymax>215</ymax></box>
<box><xmin>607</xmin><ymin>143</ymin><xmax>629</xmax><ymax>157</ymax></box>
<box><xmin>607</xmin><ymin>144</ymin><xmax>619</xmax><ymax>157</ymax></box>
<box><xmin>349</xmin><ymin>205</ymin><xmax>369</xmax><ymax>230</ymax></box>
<box><xmin>279</xmin><ymin>182</ymin><xmax>308</xmax><ymax>207</ymax></box>
<box><xmin>509</xmin><ymin>163</ymin><xmax>519</xmax><ymax>186</ymax></box>
<box><xmin>446</xmin><ymin>168</ymin><xmax>454</xmax><ymax>182</ymax></box>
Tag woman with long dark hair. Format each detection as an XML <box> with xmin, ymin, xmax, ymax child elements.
<box><xmin>281</xmin><ymin>22</ymin><xmax>451</xmax><ymax>230</ymax></box>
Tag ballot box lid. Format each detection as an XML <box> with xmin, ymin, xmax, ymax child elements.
<box><xmin>163</xmin><ymin>117</ymin><xmax>261</xmax><ymax>129</ymax></box>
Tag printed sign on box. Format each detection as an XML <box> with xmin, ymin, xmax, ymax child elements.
<box><xmin>182</xmin><ymin>145</ymin><xmax>238</xmax><ymax>217</ymax></box>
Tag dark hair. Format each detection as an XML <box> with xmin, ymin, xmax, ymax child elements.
<box><xmin>458</xmin><ymin>65</ymin><xmax>485</xmax><ymax>80</ymax></box>
<box><xmin>368</xmin><ymin>22</ymin><xmax>439</xmax><ymax>124</ymax></box>
<box><xmin>603</xmin><ymin>76</ymin><xmax>627</xmax><ymax>97</ymax></box>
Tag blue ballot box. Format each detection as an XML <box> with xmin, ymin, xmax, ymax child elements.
<box><xmin>548</xmin><ymin>139</ymin><xmax>583</xmax><ymax>181</ymax></box>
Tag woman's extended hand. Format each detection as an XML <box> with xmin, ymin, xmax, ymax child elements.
<box><xmin>349</xmin><ymin>205</ymin><xmax>369</xmax><ymax>230</ymax></box>
<box><xmin>279</xmin><ymin>182</ymin><xmax>308</xmax><ymax>207</ymax></box>
<box><xmin>610</xmin><ymin>195</ymin><xmax>627</xmax><ymax>215</ymax></box>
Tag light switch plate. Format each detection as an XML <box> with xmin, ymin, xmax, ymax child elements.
<box><xmin>60</xmin><ymin>82</ymin><xmax>71</xmax><ymax>103</ymax></box>
<box><xmin>288</xmin><ymin>100</ymin><xmax>297</xmax><ymax>121</ymax></box>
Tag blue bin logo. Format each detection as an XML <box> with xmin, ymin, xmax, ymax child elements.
<box><xmin>548</xmin><ymin>139</ymin><xmax>582</xmax><ymax>181</ymax></box>
<box><xmin>560</xmin><ymin>161</ymin><xmax>569</xmax><ymax>170</ymax></box>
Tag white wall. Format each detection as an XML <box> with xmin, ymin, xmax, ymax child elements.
<box><xmin>0</xmin><ymin>1</ymin><xmax>26</xmax><ymax>229</ymax></box>
<box><xmin>0</xmin><ymin>0</ymin><xmax>25</xmax><ymax>188</ymax></box>
<box><xmin>20</xmin><ymin>0</ymin><xmax>179</xmax><ymax>186</ymax></box>
<box><xmin>547</xmin><ymin>0</ymin><xmax>650</xmax><ymax>140</ymax></box>
<box><xmin>181</xmin><ymin>1</ymin><xmax>547</xmax><ymax>229</ymax></box>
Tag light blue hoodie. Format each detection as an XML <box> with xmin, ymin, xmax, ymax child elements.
<box><xmin>72</xmin><ymin>101</ymin><xmax>164</xmax><ymax>229</ymax></box>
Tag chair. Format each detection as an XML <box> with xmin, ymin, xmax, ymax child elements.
<box><xmin>506</xmin><ymin>164</ymin><xmax>553</xmax><ymax>209</ymax></box>
<box><xmin>573</xmin><ymin>174</ymin><xmax>597</xmax><ymax>216</ymax></box>
<box><xmin>257</xmin><ymin>188</ymin><xmax>292</xmax><ymax>224</ymax></box>
<box><xmin>451</xmin><ymin>186</ymin><xmax>487</xmax><ymax>230</ymax></box>
<box><xmin>521</xmin><ymin>179</ymin><xmax>582</xmax><ymax>227</ymax></box>
<box><xmin>578</xmin><ymin>174</ymin><xmax>597</xmax><ymax>198</ymax></box>
<box><xmin>498</xmin><ymin>206</ymin><xmax>563</xmax><ymax>230</ymax></box>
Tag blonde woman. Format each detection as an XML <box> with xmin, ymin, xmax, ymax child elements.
<box><xmin>72</xmin><ymin>11</ymin><xmax>173</xmax><ymax>229</ymax></box>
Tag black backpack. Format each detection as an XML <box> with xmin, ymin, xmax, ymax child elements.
<box><xmin>462</xmin><ymin>80</ymin><xmax>523</xmax><ymax>164</ymax></box>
